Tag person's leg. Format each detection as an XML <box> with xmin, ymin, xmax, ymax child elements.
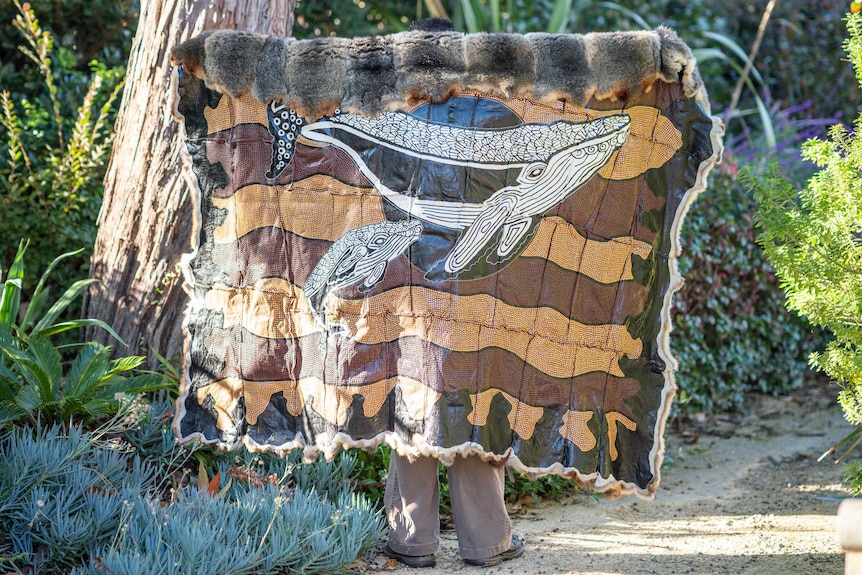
<box><xmin>384</xmin><ymin>451</ymin><xmax>440</xmax><ymax>557</ymax></box>
<box><xmin>447</xmin><ymin>454</ymin><xmax>517</xmax><ymax>562</ymax></box>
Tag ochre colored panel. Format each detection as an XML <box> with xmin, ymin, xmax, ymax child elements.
<box><xmin>521</xmin><ymin>216</ymin><xmax>652</xmax><ymax>283</ymax></box>
<box><xmin>204</xmin><ymin>91</ymin><xmax>268</xmax><ymax>134</ymax></box>
<box><xmin>211</xmin><ymin>179</ymin><xmax>385</xmax><ymax>243</ymax></box>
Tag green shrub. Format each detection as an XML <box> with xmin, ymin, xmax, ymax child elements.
<box><xmin>747</xmin><ymin>14</ymin><xmax>862</xmax><ymax>486</ymax></box>
<box><xmin>0</xmin><ymin>0</ymin><xmax>135</xmax><ymax>83</ymax></box>
<box><xmin>672</xmin><ymin>170</ymin><xmax>823</xmax><ymax>414</ymax></box>
<box><xmin>0</xmin><ymin>1</ymin><xmax>124</xmax><ymax>288</ymax></box>
<box><xmin>0</xmin><ymin>240</ymin><xmax>165</xmax><ymax>429</ymax></box>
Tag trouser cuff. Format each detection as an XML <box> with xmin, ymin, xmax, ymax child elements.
<box><xmin>387</xmin><ymin>536</ymin><xmax>439</xmax><ymax>556</ymax></box>
<box><xmin>459</xmin><ymin>529</ymin><xmax>511</xmax><ymax>561</ymax></box>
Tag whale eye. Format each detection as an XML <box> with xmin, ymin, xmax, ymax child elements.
<box><xmin>370</xmin><ymin>234</ymin><xmax>388</xmax><ymax>247</ymax></box>
<box><xmin>519</xmin><ymin>162</ymin><xmax>547</xmax><ymax>183</ymax></box>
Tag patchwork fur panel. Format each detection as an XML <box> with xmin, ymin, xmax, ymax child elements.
<box><xmin>342</xmin><ymin>35</ymin><xmax>397</xmax><ymax>114</ymax></box>
<box><xmin>464</xmin><ymin>33</ymin><xmax>536</xmax><ymax>98</ymax></box>
<box><xmin>251</xmin><ymin>35</ymin><xmax>291</xmax><ymax>105</ymax></box>
<box><xmin>583</xmin><ymin>31</ymin><xmax>660</xmax><ymax>101</ymax></box>
<box><xmin>285</xmin><ymin>37</ymin><xmax>350</xmax><ymax>119</ymax></box>
<box><xmin>171</xmin><ymin>26</ymin><xmax>702</xmax><ymax>118</ymax></box>
<box><xmin>203</xmin><ymin>31</ymin><xmax>267</xmax><ymax>97</ymax></box>
<box><xmin>392</xmin><ymin>31</ymin><xmax>467</xmax><ymax>103</ymax></box>
<box><xmin>526</xmin><ymin>33</ymin><xmax>593</xmax><ymax>103</ymax></box>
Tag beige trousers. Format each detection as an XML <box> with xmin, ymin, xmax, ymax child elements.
<box><xmin>384</xmin><ymin>452</ymin><xmax>512</xmax><ymax>561</ymax></box>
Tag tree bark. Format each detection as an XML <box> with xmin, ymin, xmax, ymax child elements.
<box><xmin>83</xmin><ymin>0</ymin><xmax>295</xmax><ymax>367</ymax></box>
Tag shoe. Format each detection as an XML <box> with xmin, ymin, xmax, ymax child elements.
<box><xmin>383</xmin><ymin>543</ymin><xmax>437</xmax><ymax>568</ymax></box>
<box><xmin>464</xmin><ymin>536</ymin><xmax>524</xmax><ymax>567</ymax></box>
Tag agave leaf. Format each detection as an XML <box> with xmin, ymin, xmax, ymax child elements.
<box><xmin>0</xmin><ymin>278</ymin><xmax>23</xmax><ymax>334</ymax></box>
<box><xmin>701</xmin><ymin>31</ymin><xmax>766</xmax><ymax>86</ymax></box>
<box><xmin>457</xmin><ymin>0</ymin><xmax>486</xmax><ymax>33</ymax></box>
<box><xmin>151</xmin><ymin>346</ymin><xmax>181</xmax><ymax>380</ymax></box>
<box><xmin>489</xmin><ymin>0</ymin><xmax>501</xmax><ymax>32</ymax></box>
<box><xmin>691</xmin><ymin>47</ymin><xmax>728</xmax><ymax>63</ymax></box>
<box><xmin>593</xmin><ymin>1</ymin><xmax>651</xmax><ymax>30</ymax></box>
<box><xmin>753</xmin><ymin>92</ymin><xmax>777</xmax><ymax>150</ymax></box>
<box><xmin>423</xmin><ymin>0</ymin><xmax>449</xmax><ymax>19</ymax></box>
<box><xmin>21</xmin><ymin>285</ymin><xmax>49</xmax><ymax>334</ymax></box>
<box><xmin>712</xmin><ymin>53</ymin><xmax>776</xmax><ymax>150</ymax></box>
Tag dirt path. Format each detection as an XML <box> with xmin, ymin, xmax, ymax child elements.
<box><xmin>372</xmin><ymin>380</ymin><xmax>859</xmax><ymax>574</ymax></box>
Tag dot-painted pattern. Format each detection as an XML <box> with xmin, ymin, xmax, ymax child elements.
<box><xmin>266</xmin><ymin>101</ymin><xmax>304</xmax><ymax>179</ymax></box>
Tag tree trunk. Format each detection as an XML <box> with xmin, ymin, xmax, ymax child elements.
<box><xmin>83</xmin><ymin>0</ymin><xmax>295</xmax><ymax>367</ymax></box>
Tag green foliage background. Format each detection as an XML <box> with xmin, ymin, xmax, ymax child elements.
<box><xmin>673</xmin><ymin>171</ymin><xmax>823</xmax><ymax>413</ymax></box>
<box><xmin>748</xmin><ymin>12</ymin><xmax>862</xmax><ymax>420</ymax></box>
<box><xmin>0</xmin><ymin>1</ymin><xmax>129</xmax><ymax>288</ymax></box>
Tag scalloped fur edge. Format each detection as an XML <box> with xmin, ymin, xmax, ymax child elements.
<box><xmin>171</xmin><ymin>27</ymin><xmax>705</xmax><ymax>120</ymax></box>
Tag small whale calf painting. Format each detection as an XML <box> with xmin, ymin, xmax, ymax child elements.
<box><xmin>304</xmin><ymin>218</ymin><xmax>423</xmax><ymax>325</ymax></box>
<box><xmin>171</xmin><ymin>28</ymin><xmax>723</xmax><ymax>498</ymax></box>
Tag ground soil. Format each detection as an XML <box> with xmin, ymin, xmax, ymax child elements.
<box><xmin>368</xmin><ymin>378</ymin><xmax>860</xmax><ymax>574</ymax></box>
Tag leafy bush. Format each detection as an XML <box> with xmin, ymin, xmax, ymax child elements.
<box><xmin>0</xmin><ymin>240</ymin><xmax>165</xmax><ymax>428</ymax></box>
<box><xmin>0</xmin><ymin>0</ymin><xmax>135</xmax><ymax>82</ymax></box>
<box><xmin>672</xmin><ymin>170</ymin><xmax>823</xmax><ymax>414</ymax></box>
<box><xmin>0</xmin><ymin>420</ymin><xmax>386</xmax><ymax>574</ymax></box>
<box><xmin>0</xmin><ymin>1</ymin><xmax>124</xmax><ymax>288</ymax></box>
<box><xmin>747</xmin><ymin>13</ymin><xmax>862</xmax><ymax>476</ymax></box>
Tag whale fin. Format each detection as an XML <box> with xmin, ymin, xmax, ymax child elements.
<box><xmin>445</xmin><ymin>195</ymin><xmax>518</xmax><ymax>273</ymax></box>
<box><xmin>408</xmin><ymin>197</ymin><xmax>485</xmax><ymax>229</ymax></box>
<box><xmin>497</xmin><ymin>216</ymin><xmax>533</xmax><ymax>258</ymax></box>
<box><xmin>362</xmin><ymin>261</ymin><xmax>388</xmax><ymax>289</ymax></box>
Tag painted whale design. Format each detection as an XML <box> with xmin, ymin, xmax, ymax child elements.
<box><xmin>267</xmin><ymin>102</ymin><xmax>630</xmax><ymax>274</ymax></box>
<box><xmin>304</xmin><ymin>218</ymin><xmax>423</xmax><ymax>309</ymax></box>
